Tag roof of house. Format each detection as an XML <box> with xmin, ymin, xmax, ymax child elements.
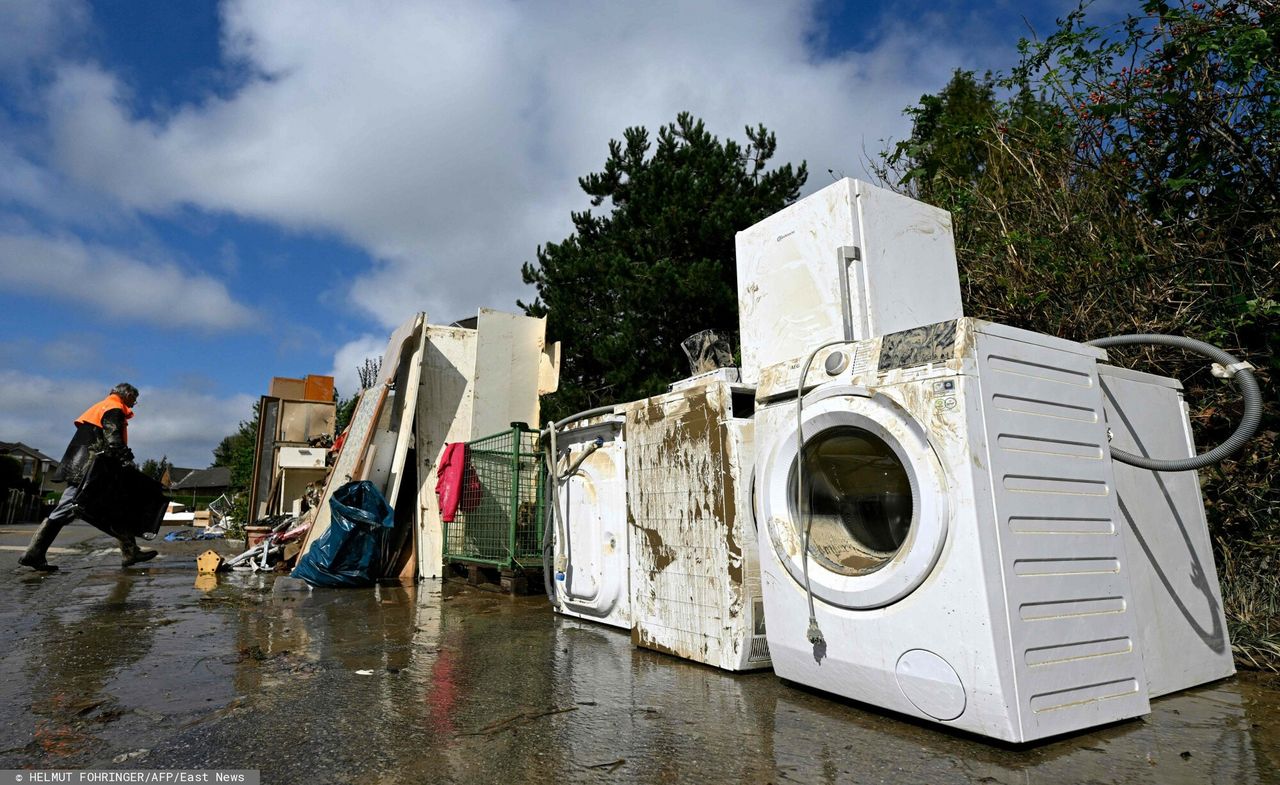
<box><xmin>170</xmin><ymin>466</ymin><xmax>232</xmax><ymax>491</ymax></box>
<box><xmin>0</xmin><ymin>441</ymin><xmax>57</xmax><ymax>463</ymax></box>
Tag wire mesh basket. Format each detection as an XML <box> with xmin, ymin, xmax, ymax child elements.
<box><xmin>443</xmin><ymin>422</ymin><xmax>545</xmax><ymax>570</ymax></box>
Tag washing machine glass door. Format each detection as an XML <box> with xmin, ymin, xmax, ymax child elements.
<box><xmin>761</xmin><ymin>386</ymin><xmax>949</xmax><ymax>610</ymax></box>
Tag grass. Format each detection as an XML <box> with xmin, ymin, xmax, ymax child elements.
<box><xmin>1220</xmin><ymin>540</ymin><xmax>1280</xmax><ymax>672</ymax></box>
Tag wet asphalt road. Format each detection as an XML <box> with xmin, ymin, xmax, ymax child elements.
<box><xmin>1</xmin><ymin>523</ymin><xmax>1278</xmax><ymax>784</ymax></box>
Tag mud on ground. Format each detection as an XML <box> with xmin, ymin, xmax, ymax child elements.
<box><xmin>1</xmin><ymin>525</ymin><xmax>1278</xmax><ymax>784</ymax></box>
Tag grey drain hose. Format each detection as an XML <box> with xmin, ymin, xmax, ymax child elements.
<box><xmin>1086</xmin><ymin>334</ymin><xmax>1262</xmax><ymax>472</ymax></box>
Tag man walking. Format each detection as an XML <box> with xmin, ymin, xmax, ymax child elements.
<box><xmin>20</xmin><ymin>383</ymin><xmax>158</xmax><ymax>571</ymax></box>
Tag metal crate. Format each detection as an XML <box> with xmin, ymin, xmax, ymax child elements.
<box><xmin>443</xmin><ymin>423</ymin><xmax>545</xmax><ymax>570</ymax></box>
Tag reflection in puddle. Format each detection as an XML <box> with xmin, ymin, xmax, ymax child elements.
<box><xmin>1</xmin><ymin>560</ymin><xmax>1276</xmax><ymax>783</ymax></box>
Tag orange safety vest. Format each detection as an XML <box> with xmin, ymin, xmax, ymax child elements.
<box><xmin>75</xmin><ymin>394</ymin><xmax>134</xmax><ymax>444</ymax></box>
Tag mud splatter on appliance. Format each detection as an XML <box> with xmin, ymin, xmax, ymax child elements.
<box><xmin>751</xmin><ymin>319</ymin><xmax>1152</xmax><ymax>742</ymax></box>
<box><xmin>736</xmin><ymin>177</ymin><xmax>1257</xmax><ymax>742</ymax></box>
<box><xmin>621</xmin><ymin>371</ymin><xmax>770</xmax><ymax>671</ymax></box>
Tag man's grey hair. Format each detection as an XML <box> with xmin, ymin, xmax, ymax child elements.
<box><xmin>112</xmin><ymin>383</ymin><xmax>139</xmax><ymax>400</ymax></box>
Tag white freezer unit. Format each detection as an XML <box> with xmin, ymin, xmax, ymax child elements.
<box><xmin>735</xmin><ymin>178</ymin><xmax>963</xmax><ymax>385</ymax></box>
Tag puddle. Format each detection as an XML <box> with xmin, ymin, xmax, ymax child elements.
<box><xmin>1</xmin><ymin>538</ymin><xmax>1276</xmax><ymax>784</ymax></box>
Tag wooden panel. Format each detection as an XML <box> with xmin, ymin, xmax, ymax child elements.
<box><xmin>365</xmin><ymin>314</ymin><xmax>425</xmax><ymax>502</ymax></box>
<box><xmin>415</xmin><ymin>326</ymin><xmax>477</xmax><ymax>579</ymax></box>
<box><xmin>377</xmin><ymin>314</ymin><xmax>422</xmax><ymax>387</ymax></box>
<box><xmin>248</xmin><ymin>396</ymin><xmax>279</xmax><ymax>521</ymax></box>
<box><xmin>303</xmin><ymin>374</ymin><xmax>335</xmax><ymax>403</ymax></box>
<box><xmin>269</xmin><ymin>377</ymin><xmax>306</xmax><ymax>400</ymax></box>
<box><xmin>386</xmin><ymin>318</ymin><xmax>427</xmax><ymax>509</ymax></box>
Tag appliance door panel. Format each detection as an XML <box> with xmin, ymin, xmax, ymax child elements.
<box><xmin>759</xmin><ymin>389</ymin><xmax>949</xmax><ymax>610</ymax></box>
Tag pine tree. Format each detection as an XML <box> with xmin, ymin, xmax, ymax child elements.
<box><xmin>521</xmin><ymin>112</ymin><xmax>807</xmax><ymax>418</ymax></box>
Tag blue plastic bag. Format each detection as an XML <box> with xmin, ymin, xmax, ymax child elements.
<box><xmin>292</xmin><ymin>481</ymin><xmax>394</xmax><ymax>587</ymax></box>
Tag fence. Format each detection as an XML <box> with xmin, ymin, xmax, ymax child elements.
<box><xmin>443</xmin><ymin>423</ymin><xmax>545</xmax><ymax>571</ymax></box>
<box><xmin>1</xmin><ymin>488</ymin><xmax>43</xmax><ymax>525</ymax></box>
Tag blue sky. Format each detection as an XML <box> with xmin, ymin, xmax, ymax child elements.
<box><xmin>0</xmin><ymin>0</ymin><xmax>1098</xmax><ymax>468</ymax></box>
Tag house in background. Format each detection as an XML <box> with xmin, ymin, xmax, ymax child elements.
<box><xmin>169</xmin><ymin>466</ymin><xmax>232</xmax><ymax>508</ymax></box>
<box><xmin>162</xmin><ymin>466</ymin><xmax>195</xmax><ymax>489</ymax></box>
<box><xmin>0</xmin><ymin>441</ymin><xmax>65</xmax><ymax>496</ymax></box>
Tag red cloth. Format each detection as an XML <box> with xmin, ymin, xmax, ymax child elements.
<box><xmin>435</xmin><ymin>443</ymin><xmax>480</xmax><ymax>522</ymax></box>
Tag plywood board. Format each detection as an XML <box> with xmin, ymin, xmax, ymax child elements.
<box><xmin>386</xmin><ymin>317</ymin><xmax>427</xmax><ymax>507</ymax></box>
<box><xmin>303</xmin><ymin>374</ymin><xmax>334</xmax><ymax>402</ymax></box>
<box><xmin>471</xmin><ymin>309</ymin><xmax>548</xmax><ymax>438</ymax></box>
<box><xmin>362</xmin><ymin>313</ymin><xmax>425</xmax><ymax>501</ymax></box>
<box><xmin>269</xmin><ymin>377</ymin><xmax>306</xmax><ymax>400</ymax></box>
<box><xmin>415</xmin><ymin>326</ymin><xmax>477</xmax><ymax>579</ymax></box>
<box><xmin>377</xmin><ymin>314</ymin><xmax>422</xmax><ymax>387</ymax></box>
<box><xmin>298</xmin><ymin>385</ymin><xmax>388</xmax><ymax>558</ymax></box>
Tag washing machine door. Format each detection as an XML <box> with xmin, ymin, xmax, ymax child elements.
<box><xmin>759</xmin><ymin>384</ymin><xmax>949</xmax><ymax>610</ymax></box>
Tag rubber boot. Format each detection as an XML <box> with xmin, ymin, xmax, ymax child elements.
<box><xmin>19</xmin><ymin>519</ymin><xmax>61</xmax><ymax>572</ymax></box>
<box><xmin>119</xmin><ymin>538</ymin><xmax>158</xmax><ymax>568</ymax></box>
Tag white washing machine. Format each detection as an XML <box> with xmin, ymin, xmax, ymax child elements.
<box><xmin>551</xmin><ymin>413</ymin><xmax>631</xmax><ymax>630</ymax></box>
<box><xmin>753</xmin><ymin>318</ymin><xmax>1151</xmax><ymax>742</ymax></box>
<box><xmin>621</xmin><ymin>375</ymin><xmax>771</xmax><ymax>671</ymax></box>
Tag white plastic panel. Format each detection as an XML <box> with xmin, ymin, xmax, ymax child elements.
<box><xmin>976</xmin><ymin>328</ymin><xmax>1151</xmax><ymax>739</ymax></box>
<box><xmin>472</xmin><ymin>309</ymin><xmax>548</xmax><ymax>437</ymax></box>
<box><xmin>555</xmin><ymin>426</ymin><xmax>631</xmax><ymax>629</ymax></box>
<box><xmin>1098</xmin><ymin>365</ymin><xmax>1234</xmax><ymax>697</ymax></box>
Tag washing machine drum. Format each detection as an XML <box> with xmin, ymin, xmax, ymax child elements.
<box><xmin>760</xmin><ymin>387</ymin><xmax>950</xmax><ymax>610</ymax></box>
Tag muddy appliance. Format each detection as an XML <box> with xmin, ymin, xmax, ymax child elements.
<box><xmin>736</xmin><ymin>177</ymin><xmax>1261</xmax><ymax>740</ymax></box>
<box><xmin>735</xmin><ymin>177</ymin><xmax>964</xmax><ymax>387</ymax></box>
<box><xmin>751</xmin><ymin>319</ymin><xmax>1152</xmax><ymax>742</ymax></box>
<box><xmin>620</xmin><ymin>371</ymin><xmax>770</xmax><ymax>671</ymax></box>
<box><xmin>547</xmin><ymin>411</ymin><xmax>632</xmax><ymax>629</ymax></box>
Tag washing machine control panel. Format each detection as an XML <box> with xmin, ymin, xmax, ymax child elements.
<box><xmin>932</xmin><ymin>379</ymin><xmax>959</xmax><ymax>412</ymax></box>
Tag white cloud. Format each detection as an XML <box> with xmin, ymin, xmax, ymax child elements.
<box><xmin>328</xmin><ymin>334</ymin><xmax>388</xmax><ymax>402</ymax></box>
<box><xmin>0</xmin><ymin>230</ymin><xmax>258</xmax><ymax>330</ymax></box>
<box><xmin>40</xmin><ymin>0</ymin><xmax>993</xmax><ymax>329</ymax></box>
<box><xmin>0</xmin><ymin>140</ymin><xmax>131</xmax><ymax>228</ymax></box>
<box><xmin>0</xmin><ymin>0</ymin><xmax>88</xmax><ymax>75</ymax></box>
<box><xmin>135</xmin><ymin>386</ymin><xmax>257</xmax><ymax>469</ymax></box>
<box><xmin>0</xmin><ymin>369</ymin><xmax>252</xmax><ymax>469</ymax></box>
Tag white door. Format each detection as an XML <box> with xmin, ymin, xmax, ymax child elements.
<box><xmin>758</xmin><ymin>386</ymin><xmax>949</xmax><ymax>609</ymax></box>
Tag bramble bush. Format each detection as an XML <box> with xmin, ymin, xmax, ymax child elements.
<box><xmin>880</xmin><ymin>0</ymin><xmax>1278</xmax><ymax>667</ymax></box>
